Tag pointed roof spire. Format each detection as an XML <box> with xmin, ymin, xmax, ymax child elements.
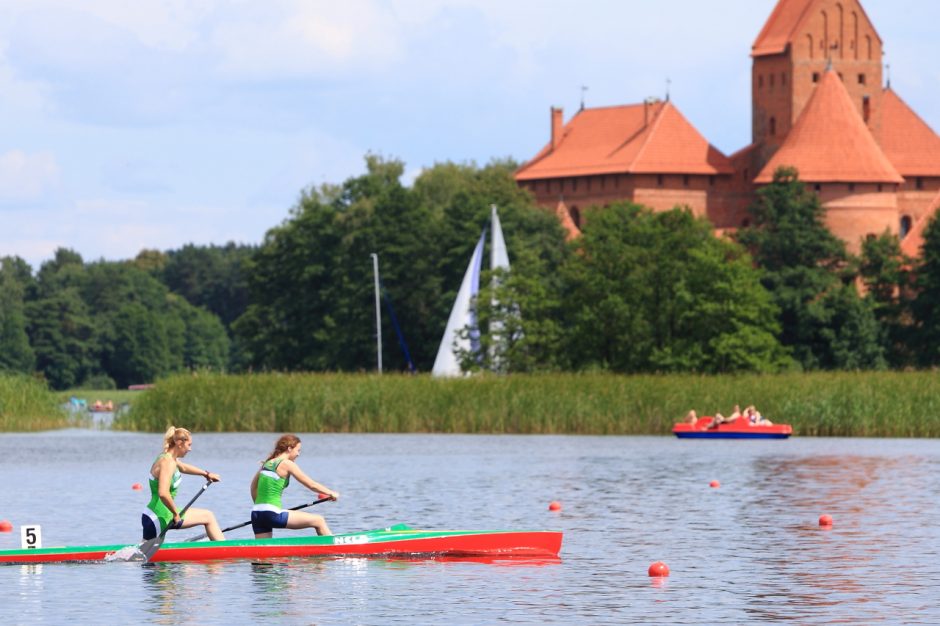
<box><xmin>755</xmin><ymin>69</ymin><xmax>902</xmax><ymax>183</ymax></box>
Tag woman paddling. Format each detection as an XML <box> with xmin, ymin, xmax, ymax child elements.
<box><xmin>250</xmin><ymin>434</ymin><xmax>339</xmax><ymax>538</ymax></box>
<box><xmin>142</xmin><ymin>426</ymin><xmax>224</xmax><ymax>541</ymax></box>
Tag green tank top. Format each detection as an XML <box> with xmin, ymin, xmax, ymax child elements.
<box><xmin>147</xmin><ymin>453</ymin><xmax>182</xmax><ymax>531</ymax></box>
<box><xmin>253</xmin><ymin>458</ymin><xmax>291</xmax><ymax>509</ymax></box>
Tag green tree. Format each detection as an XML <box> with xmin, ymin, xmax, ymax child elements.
<box><xmin>859</xmin><ymin>231</ymin><xmax>914</xmax><ymax>366</ymax></box>
<box><xmin>911</xmin><ymin>211</ymin><xmax>940</xmax><ymax>366</ymax></box>
<box><xmin>561</xmin><ymin>203</ymin><xmax>789</xmax><ymax>373</ymax></box>
<box><xmin>0</xmin><ymin>257</ymin><xmax>36</xmax><ymax>373</ymax></box>
<box><xmin>160</xmin><ymin>243</ymin><xmax>255</xmax><ymax>329</ymax></box>
<box><xmin>737</xmin><ymin>167</ymin><xmax>885</xmax><ymax>369</ymax></box>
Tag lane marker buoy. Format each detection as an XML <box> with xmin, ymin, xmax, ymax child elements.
<box><xmin>0</xmin><ymin>520</ymin><xmax>13</xmax><ymax>533</ymax></box>
<box><xmin>709</xmin><ymin>480</ymin><xmax>720</xmax><ymax>488</ymax></box>
<box><xmin>132</xmin><ymin>483</ymin><xmax>143</xmax><ymax>491</ymax></box>
<box><xmin>548</xmin><ymin>501</ymin><xmax>561</xmax><ymax>511</ymax></box>
<box><xmin>819</xmin><ymin>514</ymin><xmax>833</xmax><ymax>527</ymax></box>
<box><xmin>648</xmin><ymin>561</ymin><xmax>670</xmax><ymax>577</ymax></box>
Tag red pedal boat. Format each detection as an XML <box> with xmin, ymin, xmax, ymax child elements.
<box><xmin>673</xmin><ymin>416</ymin><xmax>793</xmax><ymax>439</ymax></box>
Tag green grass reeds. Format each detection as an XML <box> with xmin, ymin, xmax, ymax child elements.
<box><xmin>0</xmin><ymin>374</ymin><xmax>87</xmax><ymax>431</ymax></box>
<box><xmin>117</xmin><ymin>370</ymin><xmax>940</xmax><ymax>437</ymax></box>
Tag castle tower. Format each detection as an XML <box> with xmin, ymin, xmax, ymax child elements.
<box><xmin>751</xmin><ymin>0</ymin><xmax>883</xmax><ymax>172</ymax></box>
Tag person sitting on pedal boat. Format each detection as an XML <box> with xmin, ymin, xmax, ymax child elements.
<box><xmin>250</xmin><ymin>434</ymin><xmax>339</xmax><ymax>538</ymax></box>
<box><xmin>142</xmin><ymin>426</ymin><xmax>224</xmax><ymax>541</ymax></box>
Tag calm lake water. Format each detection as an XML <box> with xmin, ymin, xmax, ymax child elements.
<box><xmin>1</xmin><ymin>431</ymin><xmax>938</xmax><ymax>624</ymax></box>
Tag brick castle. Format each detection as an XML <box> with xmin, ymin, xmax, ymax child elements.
<box><xmin>514</xmin><ymin>0</ymin><xmax>940</xmax><ymax>255</ymax></box>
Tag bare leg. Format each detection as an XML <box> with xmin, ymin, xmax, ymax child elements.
<box><xmin>179</xmin><ymin>507</ymin><xmax>225</xmax><ymax>541</ymax></box>
<box><xmin>286</xmin><ymin>511</ymin><xmax>332</xmax><ymax>536</ymax></box>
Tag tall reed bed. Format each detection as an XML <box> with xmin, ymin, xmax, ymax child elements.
<box><xmin>0</xmin><ymin>375</ymin><xmax>81</xmax><ymax>431</ymax></box>
<box><xmin>118</xmin><ymin>371</ymin><xmax>940</xmax><ymax>437</ymax></box>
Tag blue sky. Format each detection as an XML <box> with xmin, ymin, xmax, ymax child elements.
<box><xmin>1</xmin><ymin>0</ymin><xmax>938</xmax><ymax>270</ymax></box>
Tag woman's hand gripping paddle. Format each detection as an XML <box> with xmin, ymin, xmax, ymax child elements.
<box><xmin>184</xmin><ymin>495</ymin><xmax>334</xmax><ymax>542</ymax></box>
<box><xmin>136</xmin><ymin>480</ymin><xmax>213</xmax><ymax>561</ymax></box>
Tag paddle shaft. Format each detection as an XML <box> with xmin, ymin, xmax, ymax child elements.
<box><xmin>184</xmin><ymin>495</ymin><xmax>333</xmax><ymax>542</ymax></box>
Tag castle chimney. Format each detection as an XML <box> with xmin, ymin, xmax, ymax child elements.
<box><xmin>551</xmin><ymin>107</ymin><xmax>563</xmax><ymax>150</ymax></box>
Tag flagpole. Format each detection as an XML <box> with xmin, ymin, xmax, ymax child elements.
<box><xmin>370</xmin><ymin>253</ymin><xmax>383</xmax><ymax>373</ymax></box>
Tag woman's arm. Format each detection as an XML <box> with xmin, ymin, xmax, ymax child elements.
<box><xmin>177</xmin><ymin>460</ymin><xmax>220</xmax><ymax>482</ymax></box>
<box><xmin>250</xmin><ymin>469</ymin><xmax>260</xmax><ymax>502</ymax></box>
<box><xmin>282</xmin><ymin>460</ymin><xmax>339</xmax><ymax>500</ymax></box>
<box><xmin>156</xmin><ymin>456</ymin><xmax>179</xmax><ymax>520</ymax></box>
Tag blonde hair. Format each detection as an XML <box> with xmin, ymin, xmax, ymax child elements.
<box><xmin>266</xmin><ymin>434</ymin><xmax>301</xmax><ymax>461</ymax></box>
<box><xmin>163</xmin><ymin>426</ymin><xmax>192</xmax><ymax>452</ymax></box>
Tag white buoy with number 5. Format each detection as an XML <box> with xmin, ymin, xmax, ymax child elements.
<box><xmin>21</xmin><ymin>525</ymin><xmax>42</xmax><ymax>549</ymax></box>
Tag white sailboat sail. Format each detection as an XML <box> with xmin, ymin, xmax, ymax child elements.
<box><xmin>431</xmin><ymin>228</ymin><xmax>486</xmax><ymax>377</ymax></box>
<box><xmin>489</xmin><ymin>205</ymin><xmax>510</xmax><ymax>369</ymax></box>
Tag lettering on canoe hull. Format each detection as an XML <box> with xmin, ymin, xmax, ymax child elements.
<box><xmin>333</xmin><ymin>534</ymin><xmax>369</xmax><ymax>545</ymax></box>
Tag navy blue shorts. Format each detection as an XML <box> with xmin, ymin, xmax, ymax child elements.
<box><xmin>251</xmin><ymin>509</ymin><xmax>289</xmax><ymax>534</ymax></box>
<box><xmin>142</xmin><ymin>514</ymin><xmax>159</xmax><ymax>540</ymax></box>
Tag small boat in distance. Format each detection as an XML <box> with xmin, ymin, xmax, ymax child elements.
<box><xmin>0</xmin><ymin>525</ymin><xmax>563</xmax><ymax>565</ymax></box>
<box><xmin>673</xmin><ymin>416</ymin><xmax>793</xmax><ymax>439</ymax></box>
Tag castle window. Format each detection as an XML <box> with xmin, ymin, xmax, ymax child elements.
<box><xmin>743</xmin><ymin>168</ymin><xmax>749</xmax><ymax>182</ymax></box>
<box><xmin>600</xmin><ymin>176</ymin><xmax>605</xmax><ymax>190</ymax></box>
<box><xmin>769</xmin><ymin>74</ymin><xmax>775</xmax><ymax>88</ymax></box>
<box><xmin>858</xmin><ymin>73</ymin><xmax>866</xmax><ymax>85</ymax></box>
<box><xmin>572</xmin><ymin>178</ymin><xmax>577</xmax><ymax>191</ymax></box>
<box><xmin>848</xmin><ymin>183</ymin><xmax>855</xmax><ymax>192</ymax></box>
<box><xmin>709</xmin><ymin>175</ymin><xmax>715</xmax><ymax>187</ymax></box>
<box><xmin>916</xmin><ymin>177</ymin><xmax>924</xmax><ymax>190</ymax></box>
<box><xmin>807</xmin><ymin>34</ymin><xmax>814</xmax><ymax>59</ymax></box>
<box><xmin>586</xmin><ymin>177</ymin><xmax>591</xmax><ymax>192</ymax></box>
<box><xmin>900</xmin><ymin>215</ymin><xmax>912</xmax><ymax>239</ymax></box>
<box><xmin>769</xmin><ymin>117</ymin><xmax>776</xmax><ymax>135</ymax></box>
<box><xmin>683</xmin><ymin>174</ymin><xmax>690</xmax><ymax>187</ymax></box>
<box><xmin>877</xmin><ymin>184</ymin><xmax>883</xmax><ymax>192</ymax></box>
<box><xmin>657</xmin><ymin>174</ymin><xmax>664</xmax><ymax>187</ymax></box>
<box><xmin>863</xmin><ymin>96</ymin><xmax>871</xmax><ymax>123</ymax></box>
<box><xmin>741</xmin><ymin>218</ymin><xmax>751</xmax><ymax>228</ymax></box>
<box><xmin>814</xmin><ymin>184</ymin><xmax>822</xmax><ymax>192</ymax></box>
<box><xmin>781</xmin><ymin>72</ymin><xmax>787</xmax><ymax>86</ymax></box>
<box><xmin>758</xmin><ymin>75</ymin><xmax>763</xmax><ymax>89</ymax></box>
<box><xmin>812</xmin><ymin>72</ymin><xmax>820</xmax><ymax>83</ymax></box>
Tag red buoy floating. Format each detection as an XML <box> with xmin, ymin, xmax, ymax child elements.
<box><xmin>648</xmin><ymin>561</ymin><xmax>670</xmax><ymax>577</ymax></box>
<box><xmin>548</xmin><ymin>501</ymin><xmax>562</xmax><ymax>512</ymax></box>
<box><xmin>0</xmin><ymin>520</ymin><xmax>12</xmax><ymax>532</ymax></box>
<box><xmin>709</xmin><ymin>480</ymin><xmax>720</xmax><ymax>488</ymax></box>
<box><xmin>132</xmin><ymin>483</ymin><xmax>143</xmax><ymax>491</ymax></box>
<box><xmin>819</xmin><ymin>514</ymin><xmax>834</xmax><ymax>527</ymax></box>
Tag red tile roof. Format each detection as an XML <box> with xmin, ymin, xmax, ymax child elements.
<box><xmin>900</xmin><ymin>190</ymin><xmax>940</xmax><ymax>258</ymax></box>
<box><xmin>515</xmin><ymin>100</ymin><xmax>733</xmax><ymax>181</ymax></box>
<box><xmin>755</xmin><ymin>69</ymin><xmax>902</xmax><ymax>183</ymax></box>
<box><xmin>877</xmin><ymin>88</ymin><xmax>940</xmax><ymax>177</ymax></box>
<box><xmin>751</xmin><ymin>0</ymin><xmax>881</xmax><ymax>57</ymax></box>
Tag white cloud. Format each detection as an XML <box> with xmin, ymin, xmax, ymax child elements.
<box><xmin>0</xmin><ymin>150</ymin><xmax>59</xmax><ymax>202</ymax></box>
<box><xmin>209</xmin><ymin>0</ymin><xmax>403</xmax><ymax>78</ymax></box>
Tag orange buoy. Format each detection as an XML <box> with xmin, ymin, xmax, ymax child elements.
<box><xmin>709</xmin><ymin>480</ymin><xmax>720</xmax><ymax>488</ymax></box>
<box><xmin>819</xmin><ymin>514</ymin><xmax>833</xmax><ymax>527</ymax></box>
<box><xmin>648</xmin><ymin>561</ymin><xmax>670</xmax><ymax>577</ymax></box>
<box><xmin>0</xmin><ymin>520</ymin><xmax>12</xmax><ymax>532</ymax></box>
<box><xmin>132</xmin><ymin>483</ymin><xmax>143</xmax><ymax>491</ymax></box>
<box><xmin>548</xmin><ymin>501</ymin><xmax>562</xmax><ymax>512</ymax></box>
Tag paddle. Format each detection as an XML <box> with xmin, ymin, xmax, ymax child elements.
<box><xmin>184</xmin><ymin>495</ymin><xmax>334</xmax><ymax>542</ymax></box>
<box><xmin>137</xmin><ymin>479</ymin><xmax>213</xmax><ymax>561</ymax></box>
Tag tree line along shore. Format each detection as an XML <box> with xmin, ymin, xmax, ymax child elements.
<box><xmin>3</xmin><ymin>371</ymin><xmax>940</xmax><ymax>437</ymax></box>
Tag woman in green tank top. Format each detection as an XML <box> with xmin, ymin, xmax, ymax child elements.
<box><xmin>249</xmin><ymin>434</ymin><xmax>339</xmax><ymax>538</ymax></box>
<box><xmin>141</xmin><ymin>426</ymin><xmax>225</xmax><ymax>541</ymax></box>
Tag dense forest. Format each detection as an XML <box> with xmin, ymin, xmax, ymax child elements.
<box><xmin>2</xmin><ymin>158</ymin><xmax>939</xmax><ymax>390</ymax></box>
